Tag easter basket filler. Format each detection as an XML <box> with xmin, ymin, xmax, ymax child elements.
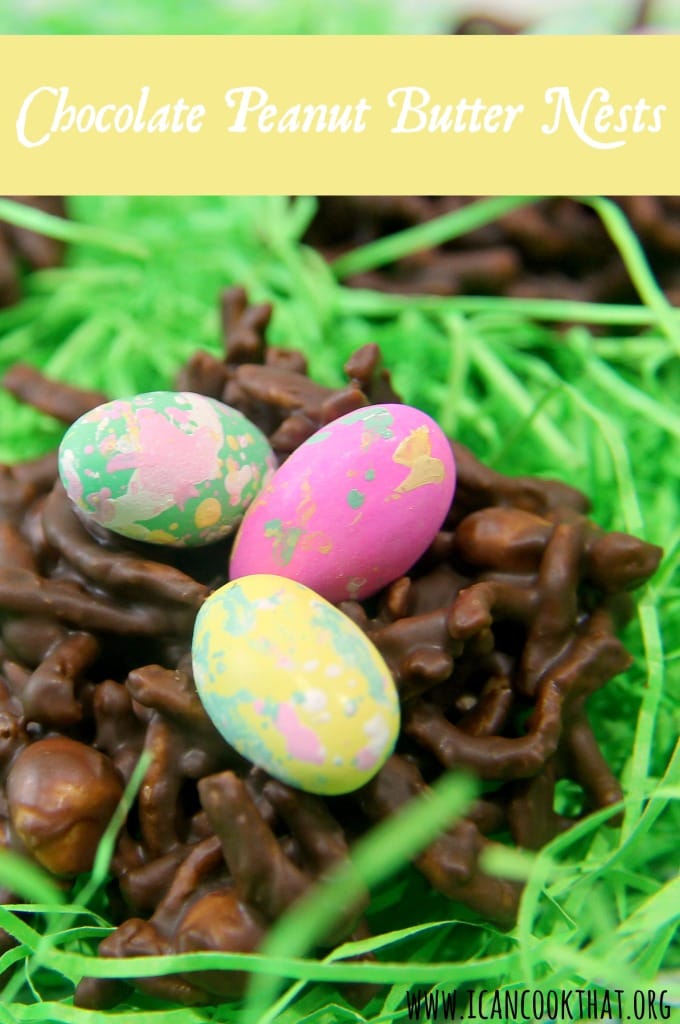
<box><xmin>0</xmin><ymin>196</ymin><xmax>676</xmax><ymax>1021</ymax></box>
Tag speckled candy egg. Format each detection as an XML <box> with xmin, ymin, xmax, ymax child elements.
<box><xmin>58</xmin><ymin>392</ymin><xmax>275</xmax><ymax>546</ymax></box>
<box><xmin>192</xmin><ymin>574</ymin><xmax>400</xmax><ymax>795</ymax></box>
<box><xmin>229</xmin><ymin>404</ymin><xmax>456</xmax><ymax>601</ymax></box>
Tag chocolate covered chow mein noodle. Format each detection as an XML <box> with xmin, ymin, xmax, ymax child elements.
<box><xmin>0</xmin><ymin>286</ymin><xmax>662</xmax><ymax>1007</ymax></box>
<box><xmin>0</xmin><ymin>197</ymin><xmax>67</xmax><ymax>309</ymax></box>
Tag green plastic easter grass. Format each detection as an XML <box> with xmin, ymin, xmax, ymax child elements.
<box><xmin>4</xmin><ymin>0</ymin><xmax>680</xmax><ymax>37</ymax></box>
<box><xmin>0</xmin><ymin>193</ymin><xmax>678</xmax><ymax>1024</ymax></box>
<box><xmin>0</xmin><ymin>0</ymin><xmax>414</xmax><ymax>36</ymax></box>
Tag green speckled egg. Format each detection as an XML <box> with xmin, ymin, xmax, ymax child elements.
<box><xmin>192</xmin><ymin>574</ymin><xmax>400</xmax><ymax>795</ymax></box>
<box><xmin>58</xmin><ymin>392</ymin><xmax>276</xmax><ymax>546</ymax></box>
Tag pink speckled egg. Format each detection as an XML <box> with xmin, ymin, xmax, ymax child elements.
<box><xmin>229</xmin><ymin>404</ymin><xmax>456</xmax><ymax>602</ymax></box>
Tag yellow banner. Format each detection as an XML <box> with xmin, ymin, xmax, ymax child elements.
<box><xmin>0</xmin><ymin>35</ymin><xmax>677</xmax><ymax>193</ymax></box>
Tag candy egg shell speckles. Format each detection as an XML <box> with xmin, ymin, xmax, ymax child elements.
<box><xmin>192</xmin><ymin>575</ymin><xmax>400</xmax><ymax>795</ymax></box>
<box><xmin>229</xmin><ymin>404</ymin><xmax>456</xmax><ymax>602</ymax></box>
<box><xmin>58</xmin><ymin>392</ymin><xmax>276</xmax><ymax>547</ymax></box>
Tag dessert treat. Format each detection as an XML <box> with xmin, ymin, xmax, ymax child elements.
<box><xmin>193</xmin><ymin>575</ymin><xmax>400</xmax><ymax>795</ymax></box>
<box><xmin>230</xmin><ymin>403</ymin><xmax>456</xmax><ymax>602</ymax></box>
<box><xmin>0</xmin><ymin>197</ymin><xmax>67</xmax><ymax>308</ymax></box>
<box><xmin>7</xmin><ymin>735</ymin><xmax>124</xmax><ymax>875</ymax></box>
<box><xmin>307</xmin><ymin>196</ymin><xmax>680</xmax><ymax>307</ymax></box>
<box><xmin>0</xmin><ymin>286</ymin><xmax>662</xmax><ymax>1007</ymax></box>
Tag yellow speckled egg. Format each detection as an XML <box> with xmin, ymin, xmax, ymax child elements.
<box><xmin>192</xmin><ymin>575</ymin><xmax>400</xmax><ymax>795</ymax></box>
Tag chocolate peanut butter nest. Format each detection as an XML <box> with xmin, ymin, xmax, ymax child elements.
<box><xmin>307</xmin><ymin>196</ymin><xmax>680</xmax><ymax>307</ymax></box>
<box><xmin>0</xmin><ymin>286</ymin><xmax>662</xmax><ymax>1007</ymax></box>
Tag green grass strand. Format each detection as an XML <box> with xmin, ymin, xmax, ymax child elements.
<box><xmin>332</xmin><ymin>197</ymin><xmax>541</xmax><ymax>279</ymax></box>
<box><xmin>581</xmin><ymin>196</ymin><xmax>680</xmax><ymax>356</ymax></box>
<box><xmin>337</xmin><ymin>287</ymin><xmax>679</xmax><ymax>327</ymax></box>
<box><xmin>0</xmin><ymin>199</ymin><xmax>148</xmax><ymax>260</ymax></box>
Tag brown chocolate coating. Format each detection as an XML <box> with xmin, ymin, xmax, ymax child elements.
<box><xmin>0</xmin><ymin>197</ymin><xmax>67</xmax><ymax>308</ymax></box>
<box><xmin>7</xmin><ymin>736</ymin><xmax>123</xmax><ymax>875</ymax></box>
<box><xmin>16</xmin><ymin>630</ymin><xmax>99</xmax><ymax>727</ymax></box>
<box><xmin>175</xmin><ymin>889</ymin><xmax>267</xmax><ymax>997</ymax></box>
<box><xmin>42</xmin><ymin>484</ymin><xmax>208</xmax><ymax>607</ymax></box>
<box><xmin>2</xmin><ymin>364</ymin><xmax>107</xmax><ymax>425</ymax></box>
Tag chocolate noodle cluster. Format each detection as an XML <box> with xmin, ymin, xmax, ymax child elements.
<box><xmin>0</xmin><ymin>288</ymin><xmax>662</xmax><ymax>1007</ymax></box>
<box><xmin>0</xmin><ymin>198</ymin><xmax>67</xmax><ymax>308</ymax></box>
<box><xmin>307</xmin><ymin>196</ymin><xmax>680</xmax><ymax>306</ymax></box>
